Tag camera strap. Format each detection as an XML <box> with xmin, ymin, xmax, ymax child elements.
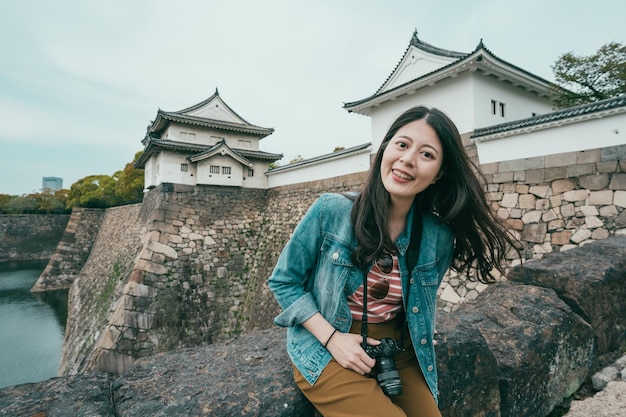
<box><xmin>361</xmin><ymin>208</ymin><xmax>423</xmax><ymax>349</ymax></box>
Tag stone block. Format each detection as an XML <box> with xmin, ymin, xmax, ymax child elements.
<box><xmin>522</xmin><ymin>210</ymin><xmax>542</xmax><ymax>224</ymax></box>
<box><xmin>568</xmin><ymin>163</ymin><xmax>594</xmax><ymax>178</ymax></box>
<box><xmin>545</xmin><ymin>167</ymin><xmax>568</xmax><ymax>182</ymax></box>
<box><xmin>601</xmin><ymin>144</ymin><xmax>626</xmax><ymax>161</ymax></box>
<box><xmin>589</xmin><ymin>190</ymin><xmax>614</xmax><ymax>205</ymax></box>
<box><xmin>562</xmin><ymin>189</ymin><xmax>588</xmax><ymax>203</ymax></box>
<box><xmin>499</xmin><ymin>158</ymin><xmax>526</xmax><ymax>172</ymax></box>
<box><xmin>577</xmin><ymin>149</ymin><xmax>601</xmax><ymax>164</ymax></box>
<box><xmin>609</xmin><ymin>173</ymin><xmax>626</xmax><ymax>190</ymax></box>
<box><xmin>546</xmin><ymin>151</ymin><xmax>577</xmax><ymax>168</ymax></box>
<box><xmin>458</xmin><ymin>283</ymin><xmax>595</xmax><ymax>417</ymax></box>
<box><xmin>585</xmin><ymin>216</ymin><xmax>605</xmax><ymax>229</ymax></box>
<box><xmin>596</xmin><ymin>160</ymin><xmax>619</xmax><ymax>173</ymax></box>
<box><xmin>480</xmin><ymin>162</ymin><xmax>499</xmax><ymax>174</ymax></box>
<box><xmin>614</xmin><ymin>191</ymin><xmax>626</xmax><ymax>208</ymax></box>
<box><xmin>542</xmin><ymin>209</ymin><xmax>558</xmax><ymax>222</ymax></box>
<box><xmin>522</xmin><ymin>223</ymin><xmax>547</xmax><ymax>243</ymax></box>
<box><xmin>551</xmin><ymin>230</ymin><xmax>572</xmax><ymax>245</ymax></box>
<box><xmin>500</xmin><ymin>193</ymin><xmax>519</xmax><ymax>208</ymax></box>
<box><xmin>579</xmin><ymin>174</ymin><xmax>610</xmax><ymax>190</ymax></box>
<box><xmin>435</xmin><ymin>312</ymin><xmax>501</xmax><ymax>416</ymax></box>
<box><xmin>571</xmin><ymin>229</ymin><xmax>592</xmax><ymax>243</ymax></box>
<box><xmin>509</xmin><ymin>237</ymin><xmax>626</xmax><ymax>358</ymax></box>
<box><xmin>599</xmin><ymin>205</ymin><xmax>618</xmax><ymax>217</ymax></box>
<box><xmin>518</xmin><ymin>194</ymin><xmax>536</xmax><ymax>209</ymax></box>
<box><xmin>525</xmin><ymin>169</ymin><xmax>545</xmax><ymax>184</ymax></box>
<box><xmin>591</xmin><ymin>366</ymin><xmax>620</xmax><ymax>391</ymax></box>
<box><xmin>529</xmin><ymin>185</ymin><xmax>550</xmax><ymax>198</ymax></box>
<box><xmin>552</xmin><ymin>179</ymin><xmax>577</xmax><ymax>193</ymax></box>
<box><xmin>148</xmin><ymin>240</ymin><xmax>178</xmax><ymax>259</ymax></box>
<box><xmin>579</xmin><ymin>205</ymin><xmax>599</xmax><ymax>216</ymax></box>
<box><xmin>561</xmin><ymin>203</ymin><xmax>576</xmax><ymax>218</ymax></box>
<box><xmin>525</xmin><ymin>156</ymin><xmax>545</xmax><ymax>170</ymax></box>
<box><xmin>536</xmin><ymin>198</ymin><xmax>550</xmax><ymax>210</ymax></box>
<box><xmin>493</xmin><ymin>172</ymin><xmax>514</xmax><ymax>183</ymax></box>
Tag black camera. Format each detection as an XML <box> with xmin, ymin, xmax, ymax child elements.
<box><xmin>364</xmin><ymin>337</ymin><xmax>405</xmax><ymax>396</ymax></box>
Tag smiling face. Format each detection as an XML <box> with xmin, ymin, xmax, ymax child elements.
<box><xmin>380</xmin><ymin>118</ymin><xmax>444</xmax><ymax>208</ymax></box>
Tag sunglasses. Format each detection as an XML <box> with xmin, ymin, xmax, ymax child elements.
<box><xmin>375</xmin><ymin>252</ymin><xmax>393</xmax><ymax>274</ymax></box>
<box><xmin>371</xmin><ymin>252</ymin><xmax>393</xmax><ymax>300</ymax></box>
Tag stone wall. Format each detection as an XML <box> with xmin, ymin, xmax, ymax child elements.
<box><xmin>438</xmin><ymin>143</ymin><xmax>626</xmax><ymax>310</ymax></box>
<box><xmin>60</xmin><ymin>204</ymin><xmax>144</xmax><ymax>375</ymax></box>
<box><xmin>31</xmin><ymin>208</ymin><xmax>105</xmax><ymax>291</ymax></box>
<box><xmin>59</xmin><ymin>143</ymin><xmax>626</xmax><ymax>377</ymax></box>
<box><xmin>0</xmin><ymin>214</ymin><xmax>69</xmax><ymax>263</ymax></box>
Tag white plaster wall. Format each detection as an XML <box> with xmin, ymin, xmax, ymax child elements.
<box><xmin>163</xmin><ymin>122</ymin><xmax>262</xmax><ymax>150</ymax></box>
<box><xmin>381</xmin><ymin>46</ymin><xmax>458</xmax><ymax>93</ymax></box>
<box><xmin>472</xmin><ymin>75</ymin><xmax>554</xmax><ymax>128</ymax></box>
<box><xmin>476</xmin><ymin>113</ymin><xmax>626</xmax><ymax>163</ymax></box>
<box><xmin>267</xmin><ymin>151</ymin><xmax>370</xmax><ymax>188</ymax></box>
<box><xmin>368</xmin><ymin>75</ymin><xmax>475</xmax><ymax>152</ymax></box>
<box><xmin>196</xmin><ymin>155</ymin><xmax>243</xmax><ymax>187</ymax></box>
<box><xmin>242</xmin><ymin>162</ymin><xmax>269</xmax><ymax>189</ymax></box>
<box><xmin>155</xmin><ymin>152</ymin><xmax>197</xmax><ymax>186</ymax></box>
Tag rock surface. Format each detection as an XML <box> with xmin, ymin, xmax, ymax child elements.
<box><xmin>454</xmin><ymin>283</ymin><xmax>596</xmax><ymax>417</ymax></box>
<box><xmin>508</xmin><ymin>236</ymin><xmax>626</xmax><ymax>364</ymax></box>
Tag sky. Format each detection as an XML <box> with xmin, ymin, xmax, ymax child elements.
<box><xmin>1</xmin><ymin>0</ymin><xmax>624</xmax><ymax>196</ymax></box>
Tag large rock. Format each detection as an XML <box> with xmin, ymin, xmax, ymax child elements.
<box><xmin>457</xmin><ymin>283</ymin><xmax>596</xmax><ymax>417</ymax></box>
<box><xmin>0</xmin><ymin>371</ymin><xmax>115</xmax><ymax>417</ymax></box>
<box><xmin>112</xmin><ymin>327</ymin><xmax>315</xmax><ymax>417</ymax></box>
<box><xmin>508</xmin><ymin>236</ymin><xmax>626</xmax><ymax>364</ymax></box>
<box><xmin>435</xmin><ymin>311</ymin><xmax>501</xmax><ymax>416</ymax></box>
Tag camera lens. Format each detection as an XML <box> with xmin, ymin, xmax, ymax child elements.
<box><xmin>375</xmin><ymin>357</ymin><xmax>402</xmax><ymax>396</ymax></box>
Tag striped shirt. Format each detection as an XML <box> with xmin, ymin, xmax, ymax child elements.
<box><xmin>347</xmin><ymin>253</ymin><xmax>403</xmax><ymax>323</ymax></box>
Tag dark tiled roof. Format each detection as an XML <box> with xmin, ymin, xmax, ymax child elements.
<box><xmin>472</xmin><ymin>95</ymin><xmax>626</xmax><ymax>138</ymax></box>
<box><xmin>174</xmin><ymin>88</ymin><xmax>253</xmax><ymax>125</ymax></box>
<box><xmin>134</xmin><ymin>137</ymin><xmax>282</xmax><ymax>168</ymax></box>
<box><xmin>372</xmin><ymin>31</ymin><xmax>466</xmax><ymax>96</ymax></box>
<box><xmin>344</xmin><ymin>32</ymin><xmax>560</xmax><ymax>111</ymax></box>
<box><xmin>268</xmin><ymin>143</ymin><xmax>371</xmax><ymax>173</ymax></box>
<box><xmin>152</xmin><ymin>111</ymin><xmax>274</xmax><ymax>137</ymax></box>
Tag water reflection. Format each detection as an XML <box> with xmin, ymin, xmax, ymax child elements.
<box><xmin>0</xmin><ymin>260</ymin><xmax>68</xmax><ymax>389</ymax></box>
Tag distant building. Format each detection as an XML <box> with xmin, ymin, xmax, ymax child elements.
<box><xmin>42</xmin><ymin>177</ymin><xmax>63</xmax><ymax>192</ymax></box>
<box><xmin>134</xmin><ymin>89</ymin><xmax>283</xmax><ymax>190</ymax></box>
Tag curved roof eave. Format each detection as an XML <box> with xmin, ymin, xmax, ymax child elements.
<box><xmin>149</xmin><ymin>111</ymin><xmax>274</xmax><ymax>138</ymax></box>
<box><xmin>472</xmin><ymin>95</ymin><xmax>626</xmax><ymax>140</ymax></box>
<box><xmin>344</xmin><ymin>46</ymin><xmax>562</xmax><ymax>116</ymax></box>
<box><xmin>267</xmin><ymin>143</ymin><xmax>371</xmax><ymax>174</ymax></box>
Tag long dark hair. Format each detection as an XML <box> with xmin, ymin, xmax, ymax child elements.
<box><xmin>350</xmin><ymin>106</ymin><xmax>519</xmax><ymax>283</ymax></box>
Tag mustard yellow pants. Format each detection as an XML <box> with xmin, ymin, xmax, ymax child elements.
<box><xmin>293</xmin><ymin>319</ymin><xmax>441</xmax><ymax>417</ymax></box>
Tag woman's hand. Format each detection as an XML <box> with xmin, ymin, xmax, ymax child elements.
<box><xmin>325</xmin><ymin>332</ymin><xmax>380</xmax><ymax>375</ymax></box>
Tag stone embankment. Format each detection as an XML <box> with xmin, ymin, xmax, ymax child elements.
<box><xmin>439</xmin><ymin>144</ymin><xmax>626</xmax><ymax>311</ymax></box>
<box><xmin>2</xmin><ymin>237</ymin><xmax>624</xmax><ymax>417</ymax></box>
<box><xmin>31</xmin><ymin>208</ymin><xmax>105</xmax><ymax>291</ymax></box>
<box><xmin>0</xmin><ymin>214</ymin><xmax>69</xmax><ymax>263</ymax></box>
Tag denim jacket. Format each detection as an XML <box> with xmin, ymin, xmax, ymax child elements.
<box><xmin>268</xmin><ymin>193</ymin><xmax>454</xmax><ymax>402</ymax></box>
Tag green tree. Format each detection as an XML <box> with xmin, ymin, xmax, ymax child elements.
<box><xmin>552</xmin><ymin>42</ymin><xmax>626</xmax><ymax>108</ymax></box>
<box><xmin>114</xmin><ymin>151</ymin><xmax>144</xmax><ymax>204</ymax></box>
<box><xmin>67</xmin><ymin>175</ymin><xmax>118</xmax><ymax>208</ymax></box>
<box><xmin>5</xmin><ymin>196</ymin><xmax>37</xmax><ymax>214</ymax></box>
<box><xmin>289</xmin><ymin>155</ymin><xmax>304</xmax><ymax>164</ymax></box>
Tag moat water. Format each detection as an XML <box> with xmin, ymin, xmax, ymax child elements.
<box><xmin>0</xmin><ymin>260</ymin><xmax>67</xmax><ymax>389</ymax></box>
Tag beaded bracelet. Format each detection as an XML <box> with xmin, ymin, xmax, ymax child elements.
<box><xmin>324</xmin><ymin>328</ymin><xmax>338</xmax><ymax>348</ymax></box>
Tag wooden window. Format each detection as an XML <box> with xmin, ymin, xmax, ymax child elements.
<box><xmin>247</xmin><ymin>169</ymin><xmax>254</xmax><ymax>177</ymax></box>
<box><xmin>222</xmin><ymin>166</ymin><xmax>231</xmax><ymax>175</ymax></box>
<box><xmin>180</xmin><ymin>163</ymin><xmax>188</xmax><ymax>172</ymax></box>
<box><xmin>491</xmin><ymin>100</ymin><xmax>497</xmax><ymax>115</ymax></box>
<box><xmin>499</xmin><ymin>102</ymin><xmax>506</xmax><ymax>117</ymax></box>
<box><xmin>210</xmin><ymin>165</ymin><xmax>220</xmax><ymax>174</ymax></box>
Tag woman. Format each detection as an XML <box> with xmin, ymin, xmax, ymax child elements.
<box><xmin>268</xmin><ymin>106</ymin><xmax>518</xmax><ymax>417</ymax></box>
